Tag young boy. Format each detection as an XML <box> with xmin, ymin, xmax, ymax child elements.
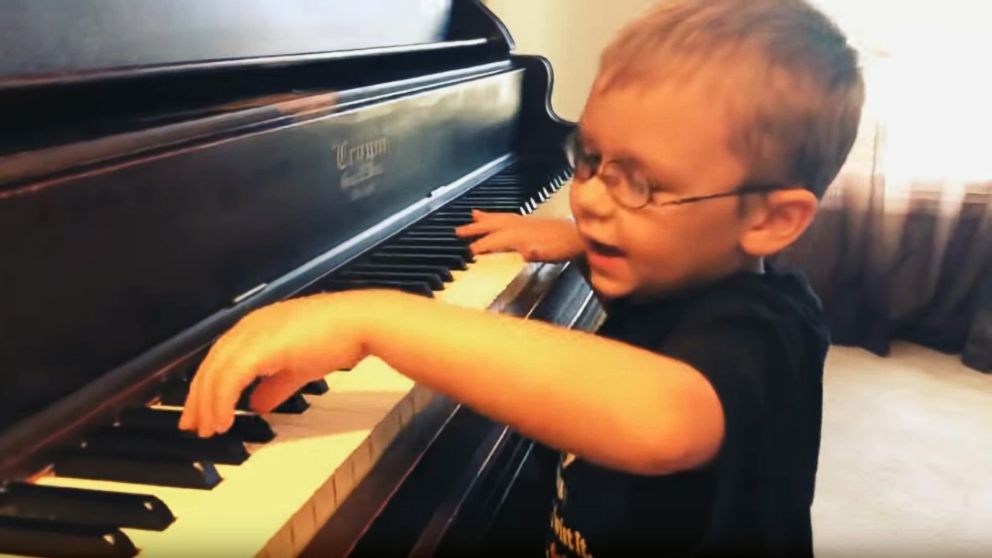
<box><xmin>180</xmin><ymin>0</ymin><xmax>864</xmax><ymax>555</ymax></box>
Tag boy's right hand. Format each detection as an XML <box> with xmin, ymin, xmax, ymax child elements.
<box><xmin>455</xmin><ymin>210</ymin><xmax>583</xmax><ymax>262</ymax></box>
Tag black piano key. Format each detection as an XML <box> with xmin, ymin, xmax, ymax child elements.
<box><xmin>338</xmin><ymin>270</ymin><xmax>444</xmax><ymax>291</ymax></box>
<box><xmin>0</xmin><ymin>516</ymin><xmax>136</xmax><ymax>558</ymax></box>
<box><xmin>420</xmin><ymin>216</ymin><xmax>473</xmax><ymax>226</ymax></box>
<box><xmin>368</xmin><ymin>252</ymin><xmax>467</xmax><ymax>270</ymax></box>
<box><xmin>272</xmin><ymin>391</ymin><xmax>311</xmax><ymax>414</ymax></box>
<box><xmin>302</xmin><ymin>379</ymin><xmax>330</xmax><ymax>395</ymax></box>
<box><xmin>350</xmin><ymin>263</ymin><xmax>454</xmax><ymax>282</ymax></box>
<box><xmin>427</xmin><ymin>210</ymin><xmax>475</xmax><ymax>219</ymax></box>
<box><xmin>119</xmin><ymin>407</ymin><xmax>276</xmax><ymax>443</ymax></box>
<box><xmin>385</xmin><ymin>237</ymin><xmax>470</xmax><ymax>250</ymax></box>
<box><xmin>447</xmin><ymin>203</ymin><xmax>522</xmax><ymax>211</ymax></box>
<box><xmin>458</xmin><ymin>192</ymin><xmax>526</xmax><ymax>199</ymax></box>
<box><xmin>117</xmin><ymin>406</ymin><xmax>186</xmax><ymax>430</ymax></box>
<box><xmin>234</xmin><ymin>382</ymin><xmax>310</xmax><ymax>414</ymax></box>
<box><xmin>454</xmin><ymin>202</ymin><xmax>527</xmax><ymax>212</ymax></box>
<box><xmin>467</xmin><ymin>186</ymin><xmax>527</xmax><ymax>191</ymax></box>
<box><xmin>83</xmin><ymin>426</ymin><xmax>249</xmax><ymax>465</ymax></box>
<box><xmin>228</xmin><ymin>413</ymin><xmax>277</xmax><ymax>442</ymax></box>
<box><xmin>54</xmin><ymin>452</ymin><xmax>222</xmax><ymax>489</ymax></box>
<box><xmin>0</xmin><ymin>482</ymin><xmax>174</xmax><ymax>531</ymax></box>
<box><xmin>376</xmin><ymin>244</ymin><xmax>472</xmax><ymax>261</ymax></box>
<box><xmin>455</xmin><ymin>194</ymin><xmax>526</xmax><ymax>201</ymax></box>
<box><xmin>425</xmin><ymin>220</ymin><xmax>465</xmax><ymax>230</ymax></box>
<box><xmin>376</xmin><ymin>243</ymin><xmax>472</xmax><ymax>261</ymax></box>
<box><xmin>395</xmin><ymin>234</ymin><xmax>469</xmax><ymax>248</ymax></box>
<box><xmin>484</xmin><ymin>177</ymin><xmax>524</xmax><ymax>182</ymax></box>
<box><xmin>453</xmin><ymin>198</ymin><xmax>525</xmax><ymax>205</ymax></box>
<box><xmin>392</xmin><ymin>240</ymin><xmax>469</xmax><ymax>253</ymax></box>
<box><xmin>398</xmin><ymin>231</ymin><xmax>464</xmax><ymax>239</ymax></box>
<box><xmin>470</xmin><ymin>194</ymin><xmax>528</xmax><ymax>202</ymax></box>
<box><xmin>322</xmin><ymin>279</ymin><xmax>434</xmax><ymax>298</ymax></box>
<box><xmin>406</xmin><ymin>225</ymin><xmax>457</xmax><ymax>233</ymax></box>
<box><xmin>460</xmin><ymin>193</ymin><xmax>524</xmax><ymax>200</ymax></box>
<box><xmin>441</xmin><ymin>205</ymin><xmax>515</xmax><ymax>214</ymax></box>
<box><xmin>444</xmin><ymin>208</ymin><xmax>523</xmax><ymax>217</ymax></box>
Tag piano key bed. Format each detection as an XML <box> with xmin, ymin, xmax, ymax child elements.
<box><xmin>0</xmin><ymin>160</ymin><xmax>588</xmax><ymax>558</ymax></box>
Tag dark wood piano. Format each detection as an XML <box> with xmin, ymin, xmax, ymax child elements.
<box><xmin>0</xmin><ymin>1</ymin><xmax>603</xmax><ymax>556</ymax></box>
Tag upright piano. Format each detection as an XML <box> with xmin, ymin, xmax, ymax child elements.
<box><xmin>0</xmin><ymin>1</ymin><xmax>603</xmax><ymax>556</ymax></box>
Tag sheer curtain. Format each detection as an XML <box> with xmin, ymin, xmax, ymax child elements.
<box><xmin>777</xmin><ymin>1</ymin><xmax>992</xmax><ymax>371</ymax></box>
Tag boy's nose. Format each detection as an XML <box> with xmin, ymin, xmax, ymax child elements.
<box><xmin>570</xmin><ymin>175</ymin><xmax>616</xmax><ymax>221</ymax></box>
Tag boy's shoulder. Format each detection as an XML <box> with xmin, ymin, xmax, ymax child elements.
<box><xmin>689</xmin><ymin>267</ymin><xmax>827</xmax><ymax>331</ymax></box>
<box><xmin>605</xmin><ymin>266</ymin><xmax>828</xmax><ymax>350</ymax></box>
<box><xmin>600</xmin><ymin>266</ymin><xmax>830</xmax><ymax>408</ymax></box>
<box><xmin>681</xmin><ymin>267</ymin><xmax>830</xmax><ymax>362</ymax></box>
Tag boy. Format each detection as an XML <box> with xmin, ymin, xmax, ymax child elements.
<box><xmin>180</xmin><ymin>0</ymin><xmax>864</xmax><ymax>555</ymax></box>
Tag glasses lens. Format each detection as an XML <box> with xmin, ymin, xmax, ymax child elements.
<box><xmin>564</xmin><ymin>134</ymin><xmax>578</xmax><ymax>168</ymax></box>
<box><xmin>601</xmin><ymin>162</ymin><xmax>650</xmax><ymax>209</ymax></box>
<box><xmin>566</xmin><ymin>134</ymin><xmax>597</xmax><ymax>181</ymax></box>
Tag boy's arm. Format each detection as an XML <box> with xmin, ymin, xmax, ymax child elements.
<box><xmin>180</xmin><ymin>290</ymin><xmax>725</xmax><ymax>475</ymax></box>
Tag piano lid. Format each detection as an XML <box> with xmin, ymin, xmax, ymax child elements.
<box><xmin>0</xmin><ymin>0</ymin><xmax>511</xmax><ymax>89</ymax></box>
<box><xmin>0</xmin><ymin>0</ymin><xmax>513</xmax><ymax>161</ymax></box>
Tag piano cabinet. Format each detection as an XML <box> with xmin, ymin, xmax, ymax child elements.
<box><xmin>0</xmin><ymin>1</ymin><xmax>603</xmax><ymax>556</ymax></box>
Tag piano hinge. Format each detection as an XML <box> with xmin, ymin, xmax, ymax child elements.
<box><xmin>232</xmin><ymin>283</ymin><xmax>267</xmax><ymax>305</ymax></box>
<box><xmin>427</xmin><ymin>184</ymin><xmax>451</xmax><ymax>198</ymax></box>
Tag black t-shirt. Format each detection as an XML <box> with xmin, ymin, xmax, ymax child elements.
<box><xmin>547</xmin><ymin>268</ymin><xmax>829</xmax><ymax>558</ymax></box>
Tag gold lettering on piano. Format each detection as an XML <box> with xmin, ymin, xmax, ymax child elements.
<box><xmin>334</xmin><ymin>136</ymin><xmax>389</xmax><ymax>201</ymax></box>
<box><xmin>550</xmin><ymin>504</ymin><xmax>593</xmax><ymax>558</ymax></box>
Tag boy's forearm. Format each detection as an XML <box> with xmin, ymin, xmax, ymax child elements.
<box><xmin>346</xmin><ymin>290</ymin><xmax>723</xmax><ymax>474</ymax></box>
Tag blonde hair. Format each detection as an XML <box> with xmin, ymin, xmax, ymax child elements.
<box><xmin>596</xmin><ymin>0</ymin><xmax>864</xmax><ymax>197</ymax></box>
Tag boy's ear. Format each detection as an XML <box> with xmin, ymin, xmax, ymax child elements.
<box><xmin>739</xmin><ymin>187</ymin><xmax>818</xmax><ymax>257</ymax></box>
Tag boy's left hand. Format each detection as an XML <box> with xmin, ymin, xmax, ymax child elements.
<box><xmin>178</xmin><ymin>294</ymin><xmax>367</xmax><ymax>437</ymax></box>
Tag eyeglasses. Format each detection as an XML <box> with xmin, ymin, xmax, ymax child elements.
<box><xmin>564</xmin><ymin>132</ymin><xmax>785</xmax><ymax>210</ymax></box>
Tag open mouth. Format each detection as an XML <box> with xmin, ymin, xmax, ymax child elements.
<box><xmin>587</xmin><ymin>238</ymin><xmax>625</xmax><ymax>258</ymax></box>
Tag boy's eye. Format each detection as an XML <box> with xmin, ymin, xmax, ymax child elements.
<box><xmin>626</xmin><ymin>168</ymin><xmax>660</xmax><ymax>195</ymax></box>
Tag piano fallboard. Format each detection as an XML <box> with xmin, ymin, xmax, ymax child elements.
<box><xmin>2</xmin><ymin>65</ymin><xmax>538</xmax><ymax>438</ymax></box>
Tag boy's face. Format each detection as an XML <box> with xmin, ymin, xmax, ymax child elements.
<box><xmin>570</xmin><ymin>79</ymin><xmax>756</xmax><ymax>300</ymax></box>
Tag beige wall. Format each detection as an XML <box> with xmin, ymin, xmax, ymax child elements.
<box><xmin>485</xmin><ymin>0</ymin><xmax>657</xmax><ymax>121</ymax></box>
<box><xmin>483</xmin><ymin>1</ymin><xmax>991</xmax><ymax>119</ymax></box>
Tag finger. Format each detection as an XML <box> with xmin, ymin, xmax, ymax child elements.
<box><xmin>177</xmin><ymin>366</ymin><xmax>200</xmax><ymax>431</ymax></box>
<box><xmin>250</xmin><ymin>371</ymin><xmax>308</xmax><ymax>414</ymax></box>
<box><xmin>454</xmin><ymin>210</ymin><xmax>509</xmax><ymax>237</ymax></box>
<box><xmin>179</xmin><ymin>339</ymin><xmax>228</xmax><ymax>433</ymax></box>
<box><xmin>454</xmin><ymin>220</ymin><xmax>493</xmax><ymax>238</ymax></box>
<box><xmin>478</xmin><ymin>211</ymin><xmax>524</xmax><ymax>225</ymax></box>
<box><xmin>189</xmin><ymin>335</ymin><xmax>242</xmax><ymax>437</ymax></box>
<box><xmin>177</xmin><ymin>398</ymin><xmax>195</xmax><ymax>432</ymax></box>
<box><xmin>203</xmin><ymin>346</ymin><xmax>261</xmax><ymax>436</ymax></box>
<box><xmin>470</xmin><ymin>229</ymin><xmax>519</xmax><ymax>255</ymax></box>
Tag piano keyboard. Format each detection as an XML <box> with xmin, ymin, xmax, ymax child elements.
<box><xmin>0</xmin><ymin>160</ymin><xmax>574</xmax><ymax>558</ymax></box>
